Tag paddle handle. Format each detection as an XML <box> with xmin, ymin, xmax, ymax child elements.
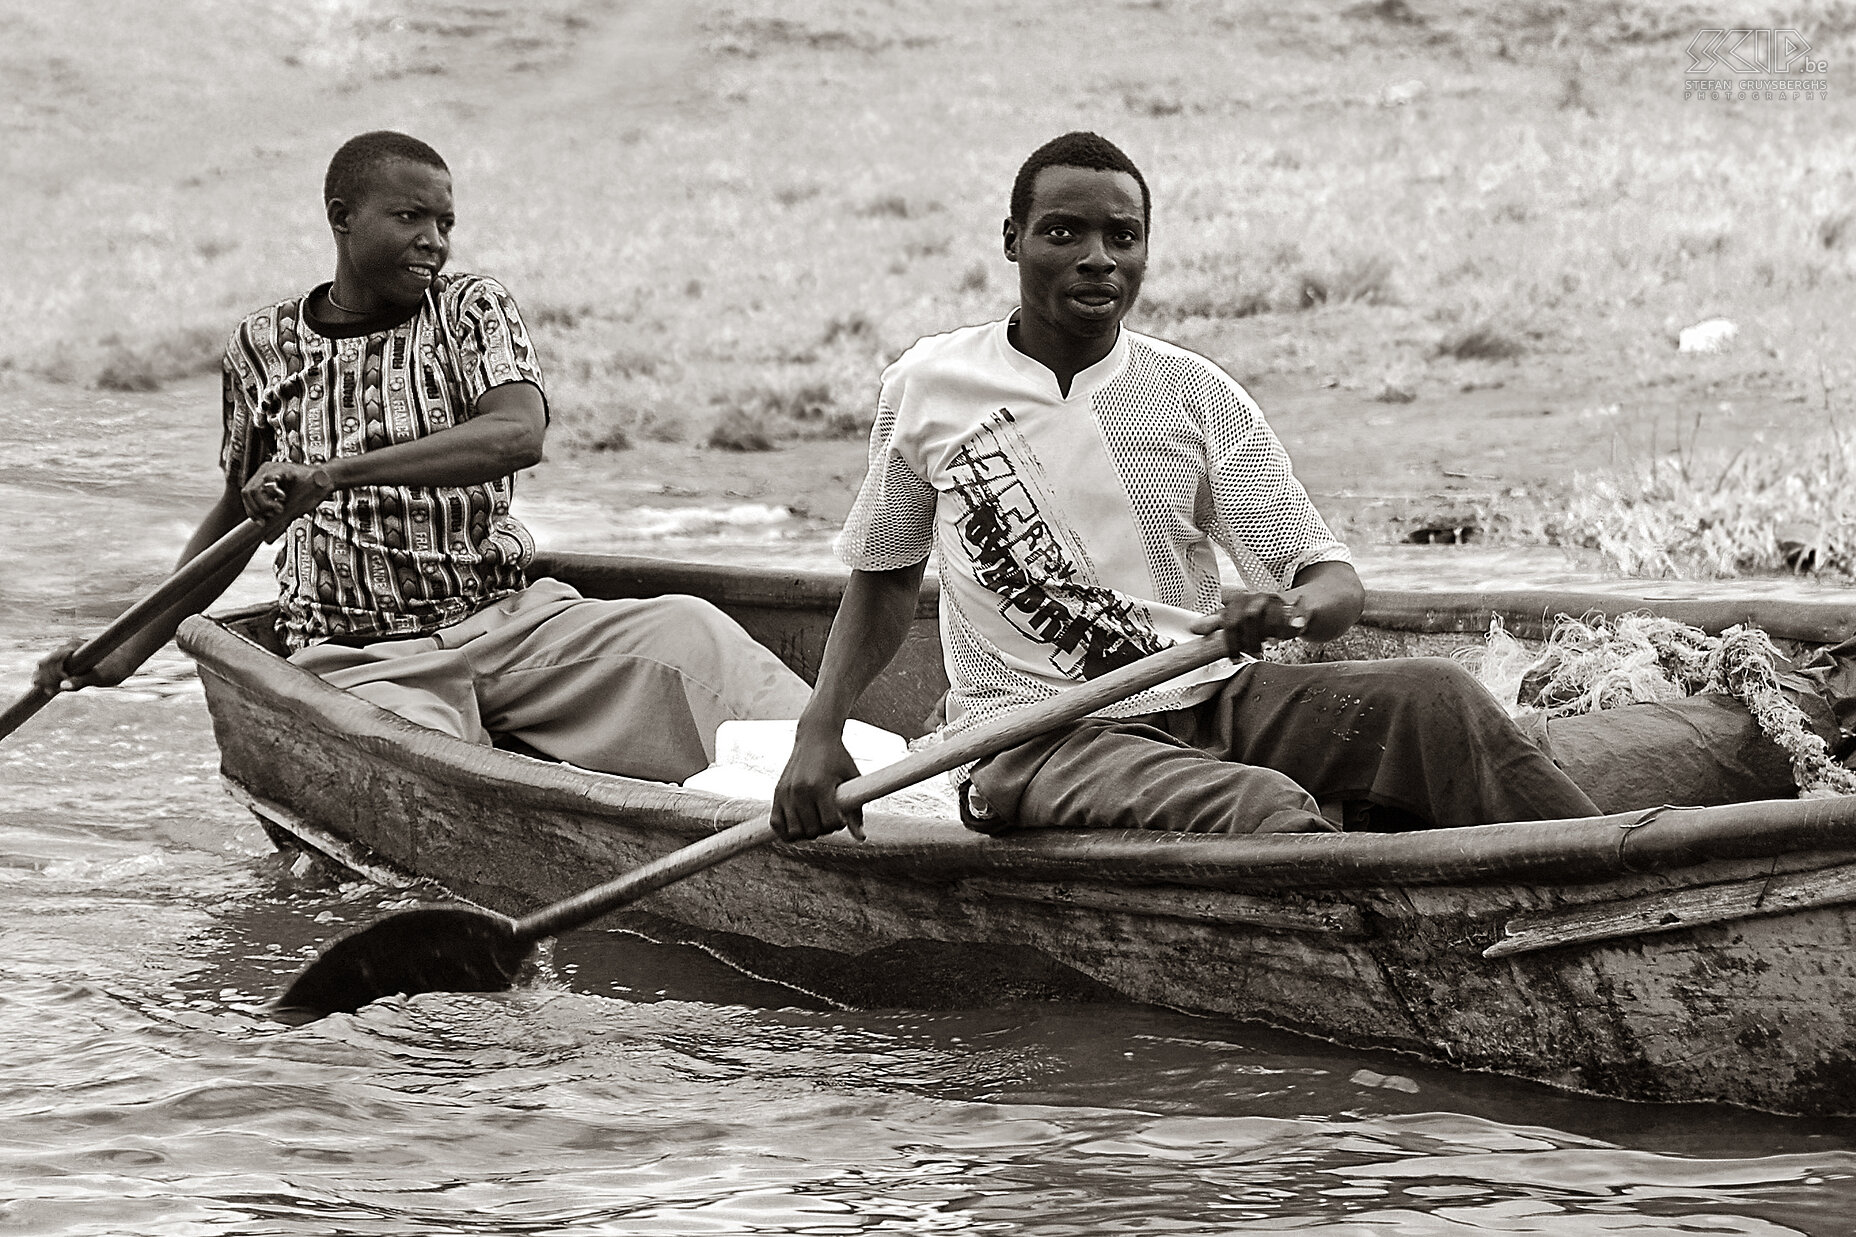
<box><xmin>830</xmin><ymin>633</ymin><xmax>1230</xmax><ymax>805</ymax></box>
<box><xmin>512</xmin><ymin>633</ymin><xmax>1232</xmax><ymax>941</ymax></box>
<box><xmin>0</xmin><ymin>517</ymin><xmax>271</xmax><ymax>741</ymax></box>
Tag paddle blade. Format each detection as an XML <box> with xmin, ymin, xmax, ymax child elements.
<box><xmin>274</xmin><ymin>905</ymin><xmax>532</xmax><ymax>1020</ymax></box>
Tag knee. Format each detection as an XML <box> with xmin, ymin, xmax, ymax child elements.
<box><xmin>638</xmin><ymin>594</ymin><xmax>741</xmax><ymax>654</ymax></box>
<box><xmin>1344</xmin><ymin>657</ymin><xmax>1509</xmax><ymax>735</ymax></box>
<box><xmin>1393</xmin><ymin>657</ymin><xmax>1529</xmax><ymax>743</ymax></box>
<box><xmin>1406</xmin><ymin>656</ymin><xmax>1478</xmax><ymax>685</ymax></box>
<box><xmin>1402</xmin><ymin>657</ymin><xmax>1497</xmax><ymax>704</ymax></box>
<box><xmin>656</xmin><ymin>593</ymin><xmax>731</xmax><ymax>628</ymax></box>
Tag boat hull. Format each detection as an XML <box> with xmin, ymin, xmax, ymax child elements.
<box><xmin>178</xmin><ymin>554</ymin><xmax>1856</xmax><ymax>1113</ymax></box>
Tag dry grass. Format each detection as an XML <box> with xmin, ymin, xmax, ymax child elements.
<box><xmin>6</xmin><ymin>0</ymin><xmax>1855</xmax><ymax>457</ymax></box>
<box><xmin>1547</xmin><ymin>437</ymin><xmax>1856</xmax><ymax>580</ymax></box>
<box><xmin>1495</xmin><ymin>351</ymin><xmax>1856</xmax><ymax>580</ymax></box>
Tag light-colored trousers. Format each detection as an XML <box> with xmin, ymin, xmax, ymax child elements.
<box><xmin>289</xmin><ymin>579</ymin><xmax>813</xmax><ymax>783</ymax></box>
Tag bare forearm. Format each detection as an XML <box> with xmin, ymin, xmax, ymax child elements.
<box><xmin>93</xmin><ymin>488</ymin><xmax>253</xmax><ymax>680</ymax></box>
<box><xmin>102</xmin><ymin>560</ymin><xmax>249</xmax><ymax>676</ymax></box>
<box><xmin>774</xmin><ymin>561</ymin><xmax>927</xmax><ymax>841</ymax></box>
<box><xmin>797</xmin><ymin>562</ymin><xmax>928</xmax><ymax>737</ymax></box>
<box><xmin>323</xmin><ymin>395</ymin><xmax>544</xmax><ymax>490</ymax></box>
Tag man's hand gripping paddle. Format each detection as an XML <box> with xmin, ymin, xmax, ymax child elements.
<box><xmin>275</xmin><ymin>633</ymin><xmax>1236</xmax><ymax>1019</ymax></box>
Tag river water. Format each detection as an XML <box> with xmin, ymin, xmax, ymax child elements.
<box><xmin>5</xmin><ymin>377</ymin><xmax>1856</xmax><ymax>1235</ymax></box>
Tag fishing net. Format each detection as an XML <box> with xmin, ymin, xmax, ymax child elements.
<box><xmin>1475</xmin><ymin>612</ymin><xmax>1856</xmax><ymax>799</ymax></box>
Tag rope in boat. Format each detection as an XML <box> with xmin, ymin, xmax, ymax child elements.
<box><xmin>1477</xmin><ymin>612</ymin><xmax>1856</xmax><ymax>799</ymax></box>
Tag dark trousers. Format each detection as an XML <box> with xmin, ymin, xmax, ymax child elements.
<box><xmin>964</xmin><ymin>658</ymin><xmax>1603</xmax><ymax>835</ymax></box>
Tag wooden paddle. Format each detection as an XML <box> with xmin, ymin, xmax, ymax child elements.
<box><xmin>0</xmin><ymin>518</ymin><xmax>270</xmax><ymax>742</ymax></box>
<box><xmin>274</xmin><ymin>631</ymin><xmax>1237</xmax><ymax>1019</ymax></box>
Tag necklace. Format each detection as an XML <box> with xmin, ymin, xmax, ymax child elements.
<box><xmin>325</xmin><ymin>284</ymin><xmax>367</xmax><ymax>316</ymax></box>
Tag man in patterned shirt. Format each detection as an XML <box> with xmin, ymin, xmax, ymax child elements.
<box><xmin>38</xmin><ymin>131</ymin><xmax>809</xmax><ymax>782</ymax></box>
<box><xmin>771</xmin><ymin>131</ymin><xmax>1601</xmax><ymax>840</ymax></box>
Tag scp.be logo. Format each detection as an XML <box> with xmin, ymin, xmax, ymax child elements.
<box><xmin>1686</xmin><ymin>28</ymin><xmax>1828</xmax><ymax>74</ymax></box>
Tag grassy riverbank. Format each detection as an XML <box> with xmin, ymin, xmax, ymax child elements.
<box><xmin>8</xmin><ymin>0</ymin><xmax>1855</xmax><ymax>575</ymax></box>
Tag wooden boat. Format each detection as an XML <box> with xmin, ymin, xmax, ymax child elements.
<box><xmin>177</xmin><ymin>553</ymin><xmax>1856</xmax><ymax>1115</ymax></box>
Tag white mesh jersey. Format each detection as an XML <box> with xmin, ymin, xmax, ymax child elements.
<box><xmin>838</xmin><ymin>317</ymin><xmax>1351</xmax><ymax>749</ymax></box>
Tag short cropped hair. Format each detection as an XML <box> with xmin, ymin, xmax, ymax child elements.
<box><xmin>323</xmin><ymin>131</ymin><xmax>449</xmax><ymax>205</ymax></box>
<box><xmin>1009</xmin><ymin>131</ymin><xmax>1151</xmax><ymax>231</ymax></box>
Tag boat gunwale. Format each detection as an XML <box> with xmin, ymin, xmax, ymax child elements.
<box><xmin>530</xmin><ymin>551</ymin><xmax>1856</xmax><ymax>643</ymax></box>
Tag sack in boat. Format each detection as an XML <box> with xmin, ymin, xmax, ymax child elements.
<box><xmin>1790</xmin><ymin>632</ymin><xmax>1856</xmax><ymax>754</ymax></box>
<box><xmin>1547</xmin><ymin>695</ymin><xmax>1807</xmax><ymax>814</ymax></box>
<box><xmin>682</xmin><ymin>719</ymin><xmax>961</xmax><ymax>818</ymax></box>
<box><xmin>1472</xmin><ymin>613</ymin><xmax>1849</xmax><ymax>812</ymax></box>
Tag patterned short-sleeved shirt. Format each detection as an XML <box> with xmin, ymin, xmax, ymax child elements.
<box><xmin>221</xmin><ymin>272</ymin><xmax>544</xmax><ymax>651</ymax></box>
<box><xmin>837</xmin><ymin>317</ymin><xmax>1351</xmax><ymax>744</ymax></box>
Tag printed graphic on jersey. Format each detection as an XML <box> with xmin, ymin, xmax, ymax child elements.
<box><xmin>944</xmin><ymin>408</ymin><xmax>1164</xmax><ymax>680</ymax></box>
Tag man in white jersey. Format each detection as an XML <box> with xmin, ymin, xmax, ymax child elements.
<box><xmin>771</xmin><ymin>131</ymin><xmax>1601</xmax><ymax>840</ymax></box>
<box><xmin>38</xmin><ymin>131</ymin><xmax>809</xmax><ymax>782</ymax></box>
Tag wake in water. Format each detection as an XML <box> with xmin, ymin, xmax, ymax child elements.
<box><xmin>7</xmin><ymin>963</ymin><xmax>1856</xmax><ymax>1235</ymax></box>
